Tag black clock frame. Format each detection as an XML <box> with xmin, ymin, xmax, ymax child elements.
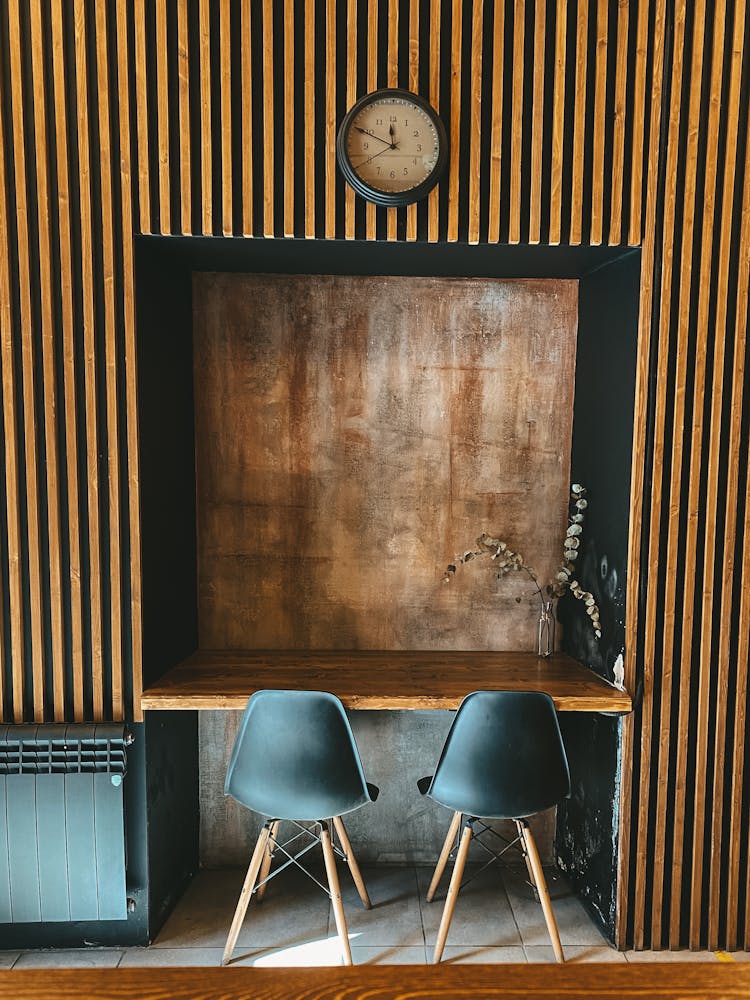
<box><xmin>336</xmin><ymin>88</ymin><xmax>448</xmax><ymax>208</ymax></box>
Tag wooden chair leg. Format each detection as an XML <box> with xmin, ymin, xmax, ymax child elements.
<box><xmin>432</xmin><ymin>819</ymin><xmax>473</xmax><ymax>964</ymax></box>
<box><xmin>222</xmin><ymin>823</ymin><xmax>272</xmax><ymax>966</ymax></box>
<box><xmin>426</xmin><ymin>810</ymin><xmax>462</xmax><ymax>903</ymax></box>
<box><xmin>321</xmin><ymin>822</ymin><xmax>353</xmax><ymax>966</ymax></box>
<box><xmin>253</xmin><ymin>820</ymin><xmax>279</xmax><ymax>904</ymax></box>
<box><xmin>517</xmin><ymin>819</ymin><xmax>564</xmax><ymax>963</ymax></box>
<box><xmin>332</xmin><ymin>815</ymin><xmax>371</xmax><ymax>909</ymax></box>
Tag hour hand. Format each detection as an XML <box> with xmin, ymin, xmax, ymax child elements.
<box><xmin>354</xmin><ymin>126</ymin><xmax>391</xmax><ymax>147</ymax></box>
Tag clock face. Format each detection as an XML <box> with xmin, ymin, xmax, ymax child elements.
<box><xmin>336</xmin><ymin>89</ymin><xmax>448</xmax><ymax>207</ymax></box>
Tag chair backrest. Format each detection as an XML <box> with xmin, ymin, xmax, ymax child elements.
<box><xmin>427</xmin><ymin>690</ymin><xmax>570</xmax><ymax>819</ymax></box>
<box><xmin>224</xmin><ymin>689</ymin><xmax>373</xmax><ymax>821</ymax></box>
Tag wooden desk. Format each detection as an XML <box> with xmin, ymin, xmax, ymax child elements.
<box><xmin>140</xmin><ymin>650</ymin><xmax>631</xmax><ymax>713</ymax></box>
<box><xmin>2</xmin><ymin>964</ymin><xmax>747</xmax><ymax>1000</ymax></box>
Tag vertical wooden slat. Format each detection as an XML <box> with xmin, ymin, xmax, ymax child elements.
<box><xmin>262</xmin><ymin>0</ymin><xmax>274</xmax><ymax>237</ymax></box>
<box><xmin>509</xmin><ymin>0</ymin><xmax>524</xmax><ymax>243</ymax></box>
<box><xmin>115</xmin><ymin>0</ymin><xmax>143</xmax><ymax>722</ymax></box>
<box><xmin>74</xmin><ymin>0</ymin><xmax>104</xmax><ymax>721</ymax></box>
<box><xmin>447</xmin><ymin>0</ymin><xmax>462</xmax><ymax>242</ymax></box>
<box><xmin>387</xmin><ymin>0</ymin><xmax>398</xmax><ymax>241</ymax></box>
<box><xmin>0</xmin><ymin>34</ymin><xmax>23</xmax><ymax>723</ymax></box>
<box><xmin>156</xmin><ymin>0</ymin><xmax>171</xmax><ymax>234</ymax></box>
<box><xmin>344</xmin><ymin>0</ymin><xmax>357</xmax><ymax>240</ymax></box>
<box><xmin>487</xmin><ymin>0</ymin><xmax>504</xmax><ymax>244</ymax></box>
<box><xmin>94</xmin><ymin>0</ymin><xmax>124</xmax><ymax>721</ymax></box>
<box><xmin>467</xmin><ymin>0</ymin><xmax>483</xmax><ymax>244</ymax></box>
<box><xmin>590</xmin><ymin>0</ymin><xmax>607</xmax><ymax>244</ymax></box>
<box><xmin>219</xmin><ymin>0</ymin><xmax>232</xmax><ymax>235</ymax></box>
<box><xmin>406</xmin><ymin>0</ymin><xmax>419</xmax><ymax>241</ymax></box>
<box><xmin>609</xmin><ymin>0</ymin><xmax>629</xmax><ymax>245</ymax></box>
<box><xmin>427</xmin><ymin>0</ymin><xmax>440</xmax><ymax>242</ymax></box>
<box><xmin>690</xmin><ymin>0</ymin><xmax>727</xmax><ymax>951</ymax></box>
<box><xmin>569</xmin><ymin>0</ymin><xmax>588</xmax><ymax>245</ymax></box>
<box><xmin>632</xmin><ymin>0</ymin><xmax>687</xmax><ymax>951</ymax></box>
<box><xmin>304</xmin><ymin>0</ymin><xmax>315</xmax><ymax>238</ymax></box>
<box><xmin>29</xmin><ymin>0</ymin><xmax>65</xmax><ymax>720</ymax></box>
<box><xmin>628</xmin><ymin>0</ymin><xmax>649</xmax><ymax>245</ymax></box>
<box><xmin>241</xmin><ymin>0</ymin><xmax>253</xmax><ymax>235</ymax></box>
<box><xmin>134</xmin><ymin>0</ymin><xmax>151</xmax><ymax>232</ymax></box>
<box><xmin>325</xmin><ymin>0</ymin><xmax>337</xmax><ymax>239</ymax></box>
<box><xmin>8</xmin><ymin>0</ymin><xmax>44</xmax><ymax>722</ymax></box>
<box><xmin>366</xmin><ymin>0</ymin><xmax>378</xmax><ymax>240</ymax></box>
<box><xmin>283</xmin><ymin>0</ymin><xmax>294</xmax><ymax>237</ymax></box>
<box><xmin>707</xmin><ymin>0</ymin><xmax>746</xmax><ymax>949</ymax></box>
<box><xmin>199</xmin><ymin>0</ymin><xmax>212</xmax><ymax>234</ymax></box>
<box><xmin>668</xmin><ymin>0</ymin><xmax>708</xmax><ymax>950</ymax></box>
<box><xmin>617</xmin><ymin>0</ymin><xmax>667</xmax><ymax>949</ymax></box>
<box><xmin>548</xmin><ymin>0</ymin><xmax>567</xmax><ymax>245</ymax></box>
<box><xmin>177</xmin><ymin>0</ymin><xmax>191</xmax><ymax>234</ymax></box>
<box><xmin>528</xmin><ymin>0</ymin><xmax>545</xmax><ymax>244</ymax></box>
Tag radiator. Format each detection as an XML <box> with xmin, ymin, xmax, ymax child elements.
<box><xmin>0</xmin><ymin>724</ymin><xmax>131</xmax><ymax>923</ymax></box>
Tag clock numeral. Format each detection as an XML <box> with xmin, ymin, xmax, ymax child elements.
<box><xmin>389</xmin><ymin>170</ymin><xmax>396</xmax><ymax>178</ymax></box>
<box><xmin>404</xmin><ymin>119</ymin><xmax>409</xmax><ymax>125</ymax></box>
<box><xmin>363</xmin><ymin>142</ymin><xmax>369</xmax><ymax>149</ymax></box>
<box><xmin>413</xmin><ymin>130</ymin><xmax>420</xmax><ymax>137</ymax></box>
<box><xmin>403</xmin><ymin>168</ymin><xmax>408</xmax><ymax>175</ymax></box>
<box><xmin>413</xmin><ymin>158</ymin><xmax>418</xmax><ymax>165</ymax></box>
<box><xmin>416</xmin><ymin>144</ymin><xmax>422</xmax><ymax>152</ymax></box>
<box><xmin>376</xmin><ymin>118</ymin><xmax>384</xmax><ymax>125</ymax></box>
<box><xmin>389</xmin><ymin>115</ymin><xmax>397</xmax><ymax>122</ymax></box>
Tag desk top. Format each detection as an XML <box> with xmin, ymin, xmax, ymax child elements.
<box><xmin>2</xmin><ymin>964</ymin><xmax>747</xmax><ymax>1000</ymax></box>
<box><xmin>140</xmin><ymin>649</ymin><xmax>631</xmax><ymax>713</ymax></box>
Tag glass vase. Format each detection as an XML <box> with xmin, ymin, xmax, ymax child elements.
<box><xmin>537</xmin><ymin>600</ymin><xmax>555</xmax><ymax>657</ymax></box>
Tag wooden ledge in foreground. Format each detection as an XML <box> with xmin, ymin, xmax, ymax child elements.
<box><xmin>140</xmin><ymin>649</ymin><xmax>632</xmax><ymax>713</ymax></box>
<box><xmin>1</xmin><ymin>963</ymin><xmax>747</xmax><ymax>1000</ymax></box>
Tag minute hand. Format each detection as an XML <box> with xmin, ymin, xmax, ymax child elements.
<box><xmin>354</xmin><ymin>126</ymin><xmax>391</xmax><ymax>147</ymax></box>
<box><xmin>355</xmin><ymin>144</ymin><xmax>398</xmax><ymax>168</ymax></box>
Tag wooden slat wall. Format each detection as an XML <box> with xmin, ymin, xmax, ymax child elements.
<box><xmin>0</xmin><ymin>0</ymin><xmax>749</xmax><ymax>952</ymax></box>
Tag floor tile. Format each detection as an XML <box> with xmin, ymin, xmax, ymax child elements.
<box><xmin>336</xmin><ymin>866</ymin><xmax>424</xmax><ymax>947</ymax></box>
<box><xmin>623</xmin><ymin>950</ymin><xmax>718</xmax><ymax>962</ymax></box>
<box><xmin>119</xmin><ymin>947</ymin><xmax>224</xmax><ymax>967</ymax></box>
<box><xmin>416</xmin><ymin>865</ymin><xmax>523</xmax><ymax>948</ymax></box>
<box><xmin>728</xmin><ymin>952</ymin><xmax>750</xmax><ymax>962</ymax></box>
<box><xmin>525</xmin><ymin>945</ymin><xmax>626</xmax><ymax>963</ymax></box>
<box><xmin>226</xmin><ymin>937</ymin><xmax>349</xmax><ymax>967</ymax></box>
<box><xmin>349</xmin><ymin>946</ymin><xmax>428</xmax><ymax>965</ymax></box>
<box><xmin>439</xmin><ymin>946</ymin><xmax>527</xmax><ymax>964</ymax></box>
<box><xmin>12</xmin><ymin>949</ymin><xmax>123</xmax><ymax>969</ymax></box>
<box><xmin>504</xmin><ymin>880</ymin><xmax>608</xmax><ymax>947</ymax></box>
<box><xmin>0</xmin><ymin>953</ymin><xmax>19</xmax><ymax>969</ymax></box>
<box><xmin>154</xmin><ymin>866</ymin><xmax>330</xmax><ymax>951</ymax></box>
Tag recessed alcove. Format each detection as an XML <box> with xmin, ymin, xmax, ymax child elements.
<box><xmin>135</xmin><ymin>237</ymin><xmax>640</xmax><ymax>941</ymax></box>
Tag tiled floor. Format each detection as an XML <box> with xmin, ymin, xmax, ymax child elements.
<box><xmin>1</xmin><ymin>865</ymin><xmax>747</xmax><ymax>968</ymax></box>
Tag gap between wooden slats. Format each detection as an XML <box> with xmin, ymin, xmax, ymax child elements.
<box><xmin>725</xmin><ymin>46</ymin><xmax>750</xmax><ymax>952</ymax></box>
<box><xmin>590</xmin><ymin>0</ymin><xmax>607</xmax><ymax>244</ymax></box>
<box><xmin>467</xmin><ymin>0</ymin><xmax>483</xmax><ymax>245</ymax></box>
<box><xmin>569</xmin><ymin>0</ymin><xmax>588</xmax><ymax>245</ymax></box>
<box><xmin>30</xmin><ymin>0</ymin><xmax>66</xmax><ymax>721</ymax></box>
<box><xmin>199</xmin><ymin>0</ymin><xmax>212</xmax><ymax>234</ymax></box>
<box><xmin>344</xmin><ymin>0</ymin><xmax>356</xmax><ymax>239</ymax></box>
<box><xmin>693</xmin><ymin>0</ymin><xmax>730</xmax><ymax>951</ymax></box>
<box><xmin>668</xmin><ymin>0</ymin><xmax>709</xmax><ymax>951</ymax></box>
<box><xmin>628</xmin><ymin>0</ymin><xmax>649</xmax><ymax>245</ymax></box>
<box><xmin>366</xmin><ymin>0</ymin><xmax>377</xmax><ymax>240</ymax></box>
<box><xmin>0</xmin><ymin>47</ymin><xmax>23</xmax><ymax>723</ymax></box>
<box><xmin>326</xmin><ymin>0</ymin><xmax>337</xmax><ymax>239</ymax></box>
<box><xmin>487</xmin><ymin>0</ymin><xmax>504</xmax><ymax>244</ymax></box>
<box><xmin>387</xmin><ymin>0</ymin><xmax>398</xmax><ymax>241</ymax></box>
<box><xmin>427</xmin><ymin>0</ymin><xmax>440</xmax><ymax>242</ymax></box>
<box><xmin>608</xmin><ymin>0</ymin><xmax>629</xmax><ymax>245</ymax></box>
<box><xmin>509</xmin><ymin>0</ymin><xmax>524</xmax><ymax>243</ymax></box>
<box><xmin>262</xmin><ymin>0</ymin><xmax>274</xmax><ymax>236</ymax></box>
<box><xmin>156</xmin><ymin>0</ymin><xmax>171</xmax><ymax>233</ymax></box>
<box><xmin>134</xmin><ymin>0</ymin><xmax>151</xmax><ymax>233</ymax></box>
<box><xmin>177</xmin><ymin>0</ymin><xmax>191</xmax><ymax>235</ymax></box>
<box><xmin>241</xmin><ymin>0</ymin><xmax>253</xmax><ymax>236</ymax></box>
<box><xmin>305</xmin><ymin>0</ymin><xmax>315</xmax><ymax>238</ymax></box>
<box><xmin>632</xmin><ymin>0</ymin><xmax>688</xmax><ymax>950</ymax></box>
<box><xmin>8</xmin><ymin>0</ymin><xmax>45</xmax><ymax>722</ymax></box>
<box><xmin>283</xmin><ymin>0</ymin><xmax>294</xmax><ymax>237</ymax></box>
<box><xmin>548</xmin><ymin>0</ymin><xmax>567</xmax><ymax>245</ymax></box>
<box><xmin>220</xmin><ymin>0</ymin><xmax>232</xmax><ymax>236</ymax></box>
<box><xmin>528</xmin><ymin>0</ymin><xmax>545</xmax><ymax>244</ymax></box>
<box><xmin>74</xmin><ymin>0</ymin><xmax>104</xmax><ymax>722</ymax></box>
<box><xmin>406</xmin><ymin>0</ymin><xmax>419</xmax><ymax>241</ymax></box>
<box><xmin>94</xmin><ymin>0</ymin><xmax>125</xmax><ymax>721</ymax></box>
<box><xmin>116</xmin><ymin>0</ymin><xmax>143</xmax><ymax>723</ymax></box>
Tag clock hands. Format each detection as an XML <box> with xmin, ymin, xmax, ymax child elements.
<box><xmin>354</xmin><ymin>126</ymin><xmax>391</xmax><ymax>147</ymax></box>
<box><xmin>357</xmin><ymin>144</ymin><xmax>398</xmax><ymax>168</ymax></box>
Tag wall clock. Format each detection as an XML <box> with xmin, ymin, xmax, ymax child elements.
<box><xmin>336</xmin><ymin>89</ymin><xmax>448</xmax><ymax>207</ymax></box>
